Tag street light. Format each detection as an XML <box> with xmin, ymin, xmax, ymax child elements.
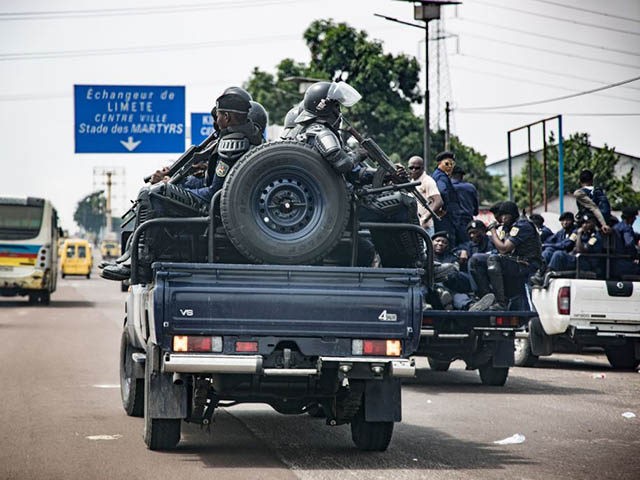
<box><xmin>392</xmin><ymin>1</ymin><xmax>460</xmax><ymax>170</ymax></box>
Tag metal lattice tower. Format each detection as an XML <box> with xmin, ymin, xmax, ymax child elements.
<box><xmin>430</xmin><ymin>18</ymin><xmax>454</xmax><ymax>135</ymax></box>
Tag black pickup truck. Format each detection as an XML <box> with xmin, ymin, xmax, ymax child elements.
<box><xmin>118</xmin><ymin>138</ymin><xmax>429</xmax><ymax>452</ymax></box>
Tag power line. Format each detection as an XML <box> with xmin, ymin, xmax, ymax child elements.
<box><xmin>456</xmin><ymin>30</ymin><xmax>639</xmax><ymax>70</ymax></box>
<box><xmin>456</xmin><ymin>111</ymin><xmax>640</xmax><ymax>117</ymax></box>
<box><xmin>451</xmin><ymin>64</ymin><xmax>640</xmax><ymax>104</ymax></box>
<box><xmin>0</xmin><ymin>0</ymin><xmax>301</xmax><ymax>20</ymax></box>
<box><xmin>0</xmin><ymin>33</ymin><xmax>297</xmax><ymax>61</ymax></box>
<box><xmin>454</xmin><ymin>17</ymin><xmax>640</xmax><ymax>57</ymax></box>
<box><xmin>459</xmin><ymin>75</ymin><xmax>640</xmax><ymax>110</ymax></box>
<box><xmin>457</xmin><ymin>53</ymin><xmax>640</xmax><ymax>93</ymax></box>
<box><xmin>525</xmin><ymin>0</ymin><xmax>640</xmax><ymax>24</ymax></box>
<box><xmin>471</xmin><ymin>0</ymin><xmax>640</xmax><ymax>37</ymax></box>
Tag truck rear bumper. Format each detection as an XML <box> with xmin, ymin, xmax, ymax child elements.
<box><xmin>162</xmin><ymin>353</ymin><xmax>415</xmax><ymax>378</ymax></box>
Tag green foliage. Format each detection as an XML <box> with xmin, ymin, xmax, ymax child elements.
<box><xmin>74</xmin><ymin>191</ymin><xmax>106</xmax><ymax>235</ymax></box>
<box><xmin>243</xmin><ymin>19</ymin><xmax>508</xmax><ymax>204</ymax></box>
<box><xmin>513</xmin><ymin>132</ymin><xmax>640</xmax><ymax>211</ymax></box>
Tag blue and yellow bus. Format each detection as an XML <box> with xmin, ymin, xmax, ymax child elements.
<box><xmin>0</xmin><ymin>197</ymin><xmax>60</xmax><ymax>304</ymax></box>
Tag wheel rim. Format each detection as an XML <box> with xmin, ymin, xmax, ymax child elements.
<box><xmin>120</xmin><ymin>340</ymin><xmax>132</xmax><ymax>400</ymax></box>
<box><xmin>252</xmin><ymin>168</ymin><xmax>323</xmax><ymax>241</ymax></box>
<box><xmin>514</xmin><ymin>339</ymin><xmax>526</xmax><ymax>356</ymax></box>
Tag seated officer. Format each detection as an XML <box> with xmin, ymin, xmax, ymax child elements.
<box><xmin>455</xmin><ymin>220</ymin><xmax>493</xmax><ymax>273</ymax></box>
<box><xmin>547</xmin><ymin>214</ymin><xmax>603</xmax><ymax>275</ymax></box>
<box><xmin>613</xmin><ymin>206</ymin><xmax>640</xmax><ymax>278</ymax></box>
<box><xmin>472</xmin><ymin>201</ymin><xmax>542</xmax><ymax>310</ymax></box>
<box><xmin>431</xmin><ymin>231</ymin><xmax>494</xmax><ymax>311</ymax></box>
<box><xmin>530</xmin><ymin>214</ymin><xmax>554</xmax><ymax>243</ymax></box>
<box><xmin>101</xmin><ymin>88</ymin><xmax>263</xmax><ymax>282</ymax></box>
<box><xmin>541</xmin><ymin>211</ymin><xmax>577</xmax><ymax>265</ymax></box>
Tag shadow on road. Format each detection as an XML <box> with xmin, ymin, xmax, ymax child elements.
<box><xmin>163</xmin><ymin>409</ymin><xmax>531</xmax><ymax>472</ymax></box>
<box><xmin>404</xmin><ymin>367</ymin><xmax>600</xmax><ymax>395</ymax></box>
<box><xmin>0</xmin><ymin>300</ymin><xmax>95</xmax><ymax>309</ymax></box>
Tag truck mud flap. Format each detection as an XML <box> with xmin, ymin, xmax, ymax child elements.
<box><xmin>492</xmin><ymin>339</ymin><xmax>515</xmax><ymax>368</ymax></box>
<box><xmin>529</xmin><ymin>316</ymin><xmax>553</xmax><ymax>356</ymax></box>
<box><xmin>364</xmin><ymin>378</ymin><xmax>401</xmax><ymax>423</ymax></box>
<box><xmin>147</xmin><ymin>342</ymin><xmax>187</xmax><ymax>419</ymax></box>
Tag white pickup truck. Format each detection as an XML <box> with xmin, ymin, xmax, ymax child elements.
<box><xmin>520</xmin><ymin>268</ymin><xmax>640</xmax><ymax>369</ymax></box>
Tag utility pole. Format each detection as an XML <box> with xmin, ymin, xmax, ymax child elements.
<box><xmin>393</xmin><ymin>1</ymin><xmax>460</xmax><ymax>171</ymax></box>
<box><xmin>445</xmin><ymin>101</ymin><xmax>451</xmax><ymax>150</ymax></box>
<box><xmin>93</xmin><ymin>167</ymin><xmax>125</xmax><ymax>237</ymax></box>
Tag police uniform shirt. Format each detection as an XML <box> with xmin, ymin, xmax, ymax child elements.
<box><xmin>431</xmin><ymin>168</ymin><xmax>461</xmax><ymax>217</ymax></box>
<box><xmin>578</xmin><ymin>230</ymin><xmax>603</xmax><ymax>254</ymax></box>
<box><xmin>544</xmin><ymin>228</ymin><xmax>577</xmax><ymax>251</ymax></box>
<box><xmin>505</xmin><ymin>219</ymin><xmax>541</xmax><ymax>262</ymax></box>
<box><xmin>614</xmin><ymin>221</ymin><xmax>638</xmax><ymax>254</ymax></box>
<box><xmin>456</xmin><ymin>235</ymin><xmax>493</xmax><ymax>256</ymax></box>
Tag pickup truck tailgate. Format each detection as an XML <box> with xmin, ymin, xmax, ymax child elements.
<box><xmin>152</xmin><ymin>262</ymin><xmax>423</xmax><ymax>350</ymax></box>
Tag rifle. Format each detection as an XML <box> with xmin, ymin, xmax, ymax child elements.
<box><xmin>345</xmin><ymin>124</ymin><xmax>441</xmax><ymax>221</ymax></box>
<box><xmin>121</xmin><ymin>131</ymin><xmax>219</xmax><ymax>226</ymax></box>
<box><xmin>142</xmin><ymin>130</ymin><xmax>219</xmax><ymax>184</ymax></box>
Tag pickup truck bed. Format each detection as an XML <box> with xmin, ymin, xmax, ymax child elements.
<box><xmin>122</xmin><ymin>262</ymin><xmax>423</xmax><ymax>451</ymax></box>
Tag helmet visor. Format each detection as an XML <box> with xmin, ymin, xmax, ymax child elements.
<box><xmin>327</xmin><ymin>82</ymin><xmax>362</xmax><ymax>107</ymax></box>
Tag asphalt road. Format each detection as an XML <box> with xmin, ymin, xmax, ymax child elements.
<box><xmin>1</xmin><ymin>269</ymin><xmax>638</xmax><ymax>480</ymax></box>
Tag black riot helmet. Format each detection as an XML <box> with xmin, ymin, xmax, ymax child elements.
<box><xmin>295</xmin><ymin>81</ymin><xmax>340</xmax><ymax>126</ymax></box>
<box><xmin>222</xmin><ymin>86</ymin><xmax>252</xmax><ymax>103</ymax></box>
<box><xmin>248</xmin><ymin>101</ymin><xmax>269</xmax><ymax>139</ymax></box>
<box><xmin>283</xmin><ymin>102</ymin><xmax>302</xmax><ymax>129</ymax></box>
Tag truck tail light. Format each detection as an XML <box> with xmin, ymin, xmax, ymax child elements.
<box><xmin>173</xmin><ymin>336</ymin><xmax>222</xmax><ymax>352</ymax></box>
<box><xmin>235</xmin><ymin>341</ymin><xmax>258</xmax><ymax>353</ymax></box>
<box><xmin>494</xmin><ymin>316</ymin><xmax>520</xmax><ymax>326</ymax></box>
<box><xmin>352</xmin><ymin>339</ymin><xmax>402</xmax><ymax>356</ymax></box>
<box><xmin>422</xmin><ymin>316</ymin><xmax>434</xmax><ymax>326</ymax></box>
<box><xmin>558</xmin><ymin>286</ymin><xmax>571</xmax><ymax>315</ymax></box>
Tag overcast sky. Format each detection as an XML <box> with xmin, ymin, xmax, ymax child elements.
<box><xmin>1</xmin><ymin>0</ymin><xmax>638</xmax><ymax>231</ymax></box>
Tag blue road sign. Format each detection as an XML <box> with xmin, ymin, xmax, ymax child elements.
<box><xmin>74</xmin><ymin>85</ymin><xmax>185</xmax><ymax>153</ymax></box>
<box><xmin>190</xmin><ymin>112</ymin><xmax>215</xmax><ymax>146</ymax></box>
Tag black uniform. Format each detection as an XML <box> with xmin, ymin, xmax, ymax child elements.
<box><xmin>473</xmin><ymin>217</ymin><xmax>542</xmax><ymax>309</ymax></box>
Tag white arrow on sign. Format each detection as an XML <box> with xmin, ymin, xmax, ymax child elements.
<box><xmin>120</xmin><ymin>136</ymin><xmax>142</xmax><ymax>152</ymax></box>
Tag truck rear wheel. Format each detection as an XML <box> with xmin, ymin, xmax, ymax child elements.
<box><xmin>514</xmin><ymin>337</ymin><xmax>538</xmax><ymax>367</ymax></box>
<box><xmin>350</xmin><ymin>406</ymin><xmax>394</xmax><ymax>451</ymax></box>
<box><xmin>478</xmin><ymin>364</ymin><xmax>509</xmax><ymax>386</ymax></box>
<box><xmin>143</xmin><ymin>355</ymin><xmax>181</xmax><ymax>450</ymax></box>
<box><xmin>220</xmin><ymin>140</ymin><xmax>350</xmax><ymax>265</ymax></box>
<box><xmin>120</xmin><ymin>330</ymin><xmax>144</xmax><ymax>417</ymax></box>
<box><xmin>605</xmin><ymin>342</ymin><xmax>640</xmax><ymax>370</ymax></box>
<box><xmin>427</xmin><ymin>357</ymin><xmax>451</xmax><ymax>371</ymax></box>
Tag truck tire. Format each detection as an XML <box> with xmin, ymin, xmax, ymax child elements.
<box><xmin>478</xmin><ymin>364</ymin><xmax>509</xmax><ymax>386</ymax></box>
<box><xmin>120</xmin><ymin>330</ymin><xmax>144</xmax><ymax>417</ymax></box>
<box><xmin>427</xmin><ymin>357</ymin><xmax>451</xmax><ymax>372</ymax></box>
<box><xmin>221</xmin><ymin>140</ymin><xmax>350</xmax><ymax>265</ymax></box>
<box><xmin>143</xmin><ymin>350</ymin><xmax>181</xmax><ymax>450</ymax></box>
<box><xmin>40</xmin><ymin>291</ymin><xmax>50</xmax><ymax>305</ymax></box>
<box><xmin>514</xmin><ymin>337</ymin><xmax>538</xmax><ymax>367</ymax></box>
<box><xmin>350</xmin><ymin>406</ymin><xmax>394</xmax><ymax>452</ymax></box>
<box><xmin>605</xmin><ymin>342</ymin><xmax>640</xmax><ymax>370</ymax></box>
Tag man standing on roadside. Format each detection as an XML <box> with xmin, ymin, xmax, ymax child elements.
<box><xmin>407</xmin><ymin>155</ymin><xmax>443</xmax><ymax>238</ymax></box>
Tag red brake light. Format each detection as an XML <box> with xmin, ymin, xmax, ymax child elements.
<box><xmin>558</xmin><ymin>286</ymin><xmax>571</xmax><ymax>315</ymax></box>
<box><xmin>362</xmin><ymin>340</ymin><xmax>401</xmax><ymax>356</ymax></box>
<box><xmin>235</xmin><ymin>341</ymin><xmax>258</xmax><ymax>353</ymax></box>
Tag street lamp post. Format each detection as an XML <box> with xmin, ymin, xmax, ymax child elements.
<box><xmin>395</xmin><ymin>1</ymin><xmax>460</xmax><ymax>171</ymax></box>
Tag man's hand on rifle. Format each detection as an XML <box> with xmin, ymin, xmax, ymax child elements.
<box><xmin>190</xmin><ymin>161</ymin><xmax>208</xmax><ymax>178</ymax></box>
<box><xmin>149</xmin><ymin>167</ymin><xmax>170</xmax><ymax>184</ymax></box>
<box><xmin>394</xmin><ymin>164</ymin><xmax>409</xmax><ymax>183</ymax></box>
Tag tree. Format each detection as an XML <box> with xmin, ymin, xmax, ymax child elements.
<box><xmin>74</xmin><ymin>191</ymin><xmax>106</xmax><ymax>235</ymax></box>
<box><xmin>513</xmin><ymin>132</ymin><xmax>640</xmax><ymax>212</ymax></box>
<box><xmin>244</xmin><ymin>19</ymin><xmax>503</xmax><ymax>203</ymax></box>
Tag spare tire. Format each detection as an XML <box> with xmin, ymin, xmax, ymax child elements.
<box><xmin>220</xmin><ymin>140</ymin><xmax>350</xmax><ymax>265</ymax></box>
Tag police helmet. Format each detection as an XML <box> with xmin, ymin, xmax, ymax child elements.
<box><xmin>498</xmin><ymin>201</ymin><xmax>519</xmax><ymax>218</ymax></box>
<box><xmin>284</xmin><ymin>103</ymin><xmax>302</xmax><ymax>128</ymax></box>
<box><xmin>222</xmin><ymin>86</ymin><xmax>252</xmax><ymax>103</ymax></box>
<box><xmin>295</xmin><ymin>81</ymin><xmax>340</xmax><ymax>125</ymax></box>
<box><xmin>248</xmin><ymin>101</ymin><xmax>269</xmax><ymax>136</ymax></box>
<box><xmin>467</xmin><ymin>220</ymin><xmax>486</xmax><ymax>232</ymax></box>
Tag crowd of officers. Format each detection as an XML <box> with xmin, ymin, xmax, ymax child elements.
<box><xmin>100</xmin><ymin>82</ymin><xmax>640</xmax><ymax>314</ymax></box>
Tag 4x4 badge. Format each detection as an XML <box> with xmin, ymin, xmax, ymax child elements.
<box><xmin>378</xmin><ymin>310</ymin><xmax>397</xmax><ymax>322</ymax></box>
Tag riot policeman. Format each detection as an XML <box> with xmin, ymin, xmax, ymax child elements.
<box><xmin>283</xmin><ymin>81</ymin><xmax>424</xmax><ymax>269</ymax></box>
<box><xmin>101</xmin><ymin>88</ymin><xmax>263</xmax><ymax>282</ymax></box>
<box><xmin>472</xmin><ymin>201</ymin><xmax>542</xmax><ymax>310</ymax></box>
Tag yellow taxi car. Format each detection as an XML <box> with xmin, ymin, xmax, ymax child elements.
<box><xmin>100</xmin><ymin>239</ymin><xmax>120</xmax><ymax>260</ymax></box>
<box><xmin>60</xmin><ymin>239</ymin><xmax>93</xmax><ymax>279</ymax></box>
